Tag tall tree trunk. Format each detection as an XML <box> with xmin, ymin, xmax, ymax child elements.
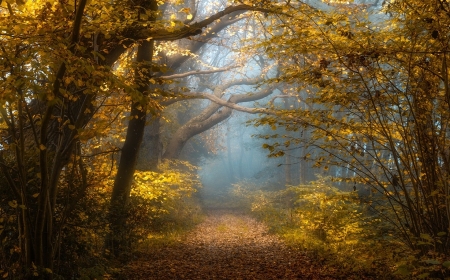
<box><xmin>226</xmin><ymin>126</ymin><xmax>235</xmax><ymax>182</ymax></box>
<box><xmin>31</xmin><ymin>0</ymin><xmax>89</xmax><ymax>276</ymax></box>
<box><xmin>137</xmin><ymin>117</ymin><xmax>161</xmax><ymax>171</ymax></box>
<box><xmin>284</xmin><ymin>98</ymin><xmax>292</xmax><ymax>186</ymax></box>
<box><xmin>108</xmin><ymin>38</ymin><xmax>155</xmax><ymax>255</ymax></box>
<box><xmin>285</xmin><ymin>153</ymin><xmax>292</xmax><ymax>186</ymax></box>
<box><xmin>237</xmin><ymin>125</ymin><xmax>245</xmax><ymax>180</ymax></box>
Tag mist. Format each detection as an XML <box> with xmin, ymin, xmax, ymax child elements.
<box><xmin>198</xmin><ymin>114</ymin><xmax>285</xmax><ymax>205</ymax></box>
<box><xmin>2</xmin><ymin>0</ymin><xmax>445</xmax><ymax>278</ymax></box>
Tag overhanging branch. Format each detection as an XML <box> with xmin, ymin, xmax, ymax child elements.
<box><xmin>139</xmin><ymin>5</ymin><xmax>273</xmax><ymax>41</ymax></box>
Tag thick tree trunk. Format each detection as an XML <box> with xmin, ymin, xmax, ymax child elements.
<box><xmin>164</xmin><ymin>108</ymin><xmax>231</xmax><ymax>159</ymax></box>
<box><xmin>163</xmin><ymin>85</ymin><xmax>273</xmax><ymax>160</ymax></box>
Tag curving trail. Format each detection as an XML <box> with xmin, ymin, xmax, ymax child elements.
<box><xmin>118</xmin><ymin>209</ymin><xmax>366</xmax><ymax>279</ymax></box>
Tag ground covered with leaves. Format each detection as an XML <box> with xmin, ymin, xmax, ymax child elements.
<box><xmin>116</xmin><ymin>209</ymin><xmax>387</xmax><ymax>279</ymax></box>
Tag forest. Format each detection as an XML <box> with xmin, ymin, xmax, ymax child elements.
<box><xmin>0</xmin><ymin>0</ymin><xmax>449</xmax><ymax>279</ymax></box>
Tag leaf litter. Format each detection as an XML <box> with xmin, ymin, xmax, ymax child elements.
<box><xmin>118</xmin><ymin>209</ymin><xmax>379</xmax><ymax>279</ymax></box>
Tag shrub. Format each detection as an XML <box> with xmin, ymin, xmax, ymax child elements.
<box><xmin>232</xmin><ymin>176</ymin><xmax>399</xmax><ymax>277</ymax></box>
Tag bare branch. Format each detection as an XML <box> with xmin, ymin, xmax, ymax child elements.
<box><xmin>160</xmin><ymin>77</ymin><xmax>265</xmax><ymax>106</ymax></box>
<box><xmin>159</xmin><ymin>65</ymin><xmax>238</xmax><ymax>80</ymax></box>
<box><xmin>183</xmin><ymin>91</ymin><xmax>271</xmax><ymax>114</ymax></box>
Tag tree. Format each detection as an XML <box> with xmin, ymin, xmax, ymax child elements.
<box><xmin>0</xmin><ymin>0</ymin><xmax>277</xmax><ymax>277</ymax></box>
<box><xmin>254</xmin><ymin>0</ymin><xmax>450</xmax><ymax>269</ymax></box>
<box><xmin>163</xmin><ymin>79</ymin><xmax>275</xmax><ymax>160</ymax></box>
<box><xmin>107</xmin><ymin>1</ymin><xmax>280</xmax><ymax>254</ymax></box>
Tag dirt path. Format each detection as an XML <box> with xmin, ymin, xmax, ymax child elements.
<box><xmin>118</xmin><ymin>209</ymin><xmax>361</xmax><ymax>279</ymax></box>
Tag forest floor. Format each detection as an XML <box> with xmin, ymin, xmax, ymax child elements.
<box><xmin>116</xmin><ymin>209</ymin><xmax>382</xmax><ymax>279</ymax></box>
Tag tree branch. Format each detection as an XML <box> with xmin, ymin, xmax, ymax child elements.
<box><xmin>159</xmin><ymin>65</ymin><xmax>238</xmax><ymax>80</ymax></box>
<box><xmin>104</xmin><ymin>4</ymin><xmax>273</xmax><ymax>66</ymax></box>
<box><xmin>162</xmin><ymin>86</ymin><xmax>275</xmax><ymax>159</ymax></box>
<box><xmin>183</xmin><ymin>90</ymin><xmax>272</xmax><ymax>114</ymax></box>
<box><xmin>139</xmin><ymin>5</ymin><xmax>272</xmax><ymax>41</ymax></box>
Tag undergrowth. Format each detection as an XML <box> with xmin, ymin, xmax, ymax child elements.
<box><xmin>134</xmin><ymin>193</ymin><xmax>205</xmax><ymax>252</ymax></box>
<box><xmin>231</xmin><ymin>176</ymin><xmax>406</xmax><ymax>279</ymax></box>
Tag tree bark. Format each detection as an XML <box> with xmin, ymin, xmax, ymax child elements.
<box><xmin>226</xmin><ymin>125</ymin><xmax>236</xmax><ymax>182</ymax></box>
<box><xmin>136</xmin><ymin>13</ymin><xmax>247</xmax><ymax>170</ymax></box>
<box><xmin>137</xmin><ymin>117</ymin><xmax>161</xmax><ymax>171</ymax></box>
<box><xmin>108</xmin><ymin>38</ymin><xmax>155</xmax><ymax>255</ymax></box>
<box><xmin>237</xmin><ymin>125</ymin><xmax>246</xmax><ymax>180</ymax></box>
<box><xmin>284</xmin><ymin>98</ymin><xmax>292</xmax><ymax>186</ymax></box>
<box><xmin>163</xmin><ymin>83</ymin><xmax>273</xmax><ymax>159</ymax></box>
<box><xmin>107</xmin><ymin>2</ymin><xmax>271</xmax><ymax>254</ymax></box>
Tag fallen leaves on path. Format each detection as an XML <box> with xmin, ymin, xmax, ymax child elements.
<box><xmin>119</xmin><ymin>209</ymin><xmax>377</xmax><ymax>279</ymax></box>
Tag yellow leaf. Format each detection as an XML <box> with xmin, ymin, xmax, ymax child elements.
<box><xmin>64</xmin><ymin>77</ymin><xmax>72</xmax><ymax>85</ymax></box>
<box><xmin>68</xmin><ymin>125</ymin><xmax>75</xmax><ymax>130</ymax></box>
<box><xmin>32</xmin><ymin>193</ymin><xmax>39</xmax><ymax>198</ymax></box>
<box><xmin>187</xmin><ymin>14</ymin><xmax>193</xmax><ymax>20</ymax></box>
<box><xmin>179</xmin><ymin>7</ymin><xmax>190</xmax><ymax>14</ymax></box>
<box><xmin>8</xmin><ymin>200</ymin><xmax>17</xmax><ymax>208</ymax></box>
<box><xmin>16</xmin><ymin>0</ymin><xmax>27</xmax><ymax>11</ymax></box>
<box><xmin>39</xmin><ymin>144</ymin><xmax>46</xmax><ymax>150</ymax></box>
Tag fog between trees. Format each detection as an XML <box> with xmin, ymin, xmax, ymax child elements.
<box><xmin>1</xmin><ymin>0</ymin><xmax>449</xmax><ymax>278</ymax></box>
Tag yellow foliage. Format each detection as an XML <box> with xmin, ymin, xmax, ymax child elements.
<box><xmin>129</xmin><ymin>160</ymin><xmax>201</xmax><ymax>229</ymax></box>
<box><xmin>232</xmin><ymin>177</ymin><xmax>399</xmax><ymax>274</ymax></box>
